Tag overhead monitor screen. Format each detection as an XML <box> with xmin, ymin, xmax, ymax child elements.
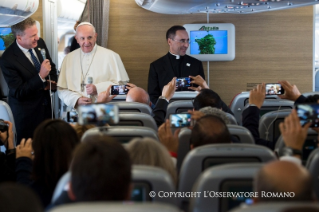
<box><xmin>0</xmin><ymin>28</ymin><xmax>14</xmax><ymax>51</ymax></box>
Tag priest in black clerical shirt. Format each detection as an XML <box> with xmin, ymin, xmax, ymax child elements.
<box><xmin>148</xmin><ymin>25</ymin><xmax>205</xmax><ymax>105</ymax></box>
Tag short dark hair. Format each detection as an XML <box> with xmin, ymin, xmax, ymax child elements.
<box><xmin>193</xmin><ymin>89</ymin><xmax>222</xmax><ymax>110</ymax></box>
<box><xmin>0</xmin><ymin>183</ymin><xmax>42</xmax><ymax>212</ymax></box>
<box><xmin>32</xmin><ymin>119</ymin><xmax>79</xmax><ymax>193</ymax></box>
<box><xmin>190</xmin><ymin>115</ymin><xmax>231</xmax><ymax>148</ymax></box>
<box><xmin>71</xmin><ymin>135</ymin><xmax>132</xmax><ymax>201</ymax></box>
<box><xmin>304</xmin><ymin>95</ymin><xmax>319</xmax><ymax>103</ymax></box>
<box><xmin>166</xmin><ymin>25</ymin><xmax>186</xmax><ymax>40</ymax></box>
<box><xmin>11</xmin><ymin>17</ymin><xmax>36</xmax><ymax>36</ymax></box>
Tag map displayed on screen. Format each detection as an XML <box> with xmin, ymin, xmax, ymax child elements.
<box><xmin>190</xmin><ymin>30</ymin><xmax>228</xmax><ymax>55</ymax></box>
<box><xmin>0</xmin><ymin>28</ymin><xmax>14</xmax><ymax>51</ymax></box>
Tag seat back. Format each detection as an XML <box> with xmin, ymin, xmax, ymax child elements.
<box><xmin>49</xmin><ymin>202</ymin><xmax>180</xmax><ymax>212</ymax></box>
<box><xmin>169</xmin><ymin>91</ymin><xmax>198</xmax><ymax>102</ymax></box>
<box><xmin>302</xmin><ymin>91</ymin><xmax>319</xmax><ymax>97</ymax></box>
<box><xmin>176</xmin><ymin>125</ymin><xmax>255</xmax><ymax>172</ymax></box>
<box><xmin>132</xmin><ymin>165</ymin><xmax>177</xmax><ymax>206</ymax></box>
<box><xmin>0</xmin><ymin>100</ymin><xmax>16</xmax><ymax>149</ymax></box>
<box><xmin>107</xmin><ymin>102</ymin><xmax>152</xmax><ymax>115</ymax></box>
<box><xmin>258</xmin><ymin>99</ymin><xmax>294</xmax><ymax>117</ymax></box>
<box><xmin>110</xmin><ymin>113</ymin><xmax>157</xmax><ymax>131</ymax></box>
<box><xmin>275</xmin><ymin>129</ymin><xmax>318</xmax><ymax>165</ymax></box>
<box><xmin>189</xmin><ymin>163</ymin><xmax>263</xmax><ymax>212</ymax></box>
<box><xmin>165</xmin><ymin>100</ymin><xmax>193</xmax><ymax>119</ymax></box>
<box><xmin>227</xmin><ymin>125</ymin><xmax>254</xmax><ymax>144</ymax></box>
<box><xmin>178</xmin><ymin>143</ymin><xmax>276</xmax><ymax>211</ymax></box>
<box><xmin>258</xmin><ymin>109</ymin><xmax>291</xmax><ymax>141</ymax></box>
<box><xmin>51</xmin><ymin>171</ymin><xmax>71</xmax><ymax>203</ymax></box>
<box><xmin>306</xmin><ymin>148</ymin><xmax>319</xmax><ymax>199</ymax></box>
<box><xmin>226</xmin><ymin>113</ymin><xmax>238</xmax><ymax>125</ymax></box>
<box><xmin>82</xmin><ymin>126</ymin><xmax>158</xmax><ymax>144</ymax></box>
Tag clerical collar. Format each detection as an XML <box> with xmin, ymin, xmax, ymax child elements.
<box><xmin>169</xmin><ymin>51</ymin><xmax>181</xmax><ymax>60</ymax></box>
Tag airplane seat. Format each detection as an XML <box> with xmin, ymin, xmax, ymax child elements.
<box><xmin>189</xmin><ymin>163</ymin><xmax>263</xmax><ymax>212</ymax></box>
<box><xmin>229</xmin><ymin>202</ymin><xmax>319</xmax><ymax>212</ymax></box>
<box><xmin>258</xmin><ymin>109</ymin><xmax>291</xmax><ymax>141</ymax></box>
<box><xmin>0</xmin><ymin>67</ymin><xmax>8</xmax><ymax>102</ymax></box>
<box><xmin>107</xmin><ymin>102</ymin><xmax>152</xmax><ymax>115</ymax></box>
<box><xmin>306</xmin><ymin>148</ymin><xmax>319</xmax><ymax>199</ymax></box>
<box><xmin>227</xmin><ymin>125</ymin><xmax>255</xmax><ymax>144</ymax></box>
<box><xmin>226</xmin><ymin>113</ymin><xmax>238</xmax><ymax>125</ymax></box>
<box><xmin>178</xmin><ymin>143</ymin><xmax>277</xmax><ymax>211</ymax></box>
<box><xmin>110</xmin><ymin>113</ymin><xmax>157</xmax><ymax>131</ymax></box>
<box><xmin>229</xmin><ymin>92</ymin><xmax>250</xmax><ymax>125</ymax></box>
<box><xmin>109</xmin><ymin>95</ymin><xmax>127</xmax><ymax>102</ymax></box>
<box><xmin>51</xmin><ymin>171</ymin><xmax>71</xmax><ymax>204</ymax></box>
<box><xmin>275</xmin><ymin>129</ymin><xmax>318</xmax><ymax>165</ymax></box>
<box><xmin>169</xmin><ymin>91</ymin><xmax>198</xmax><ymax>103</ymax></box>
<box><xmin>49</xmin><ymin>202</ymin><xmax>180</xmax><ymax>212</ymax></box>
<box><xmin>0</xmin><ymin>100</ymin><xmax>16</xmax><ymax>150</ymax></box>
<box><xmin>132</xmin><ymin>165</ymin><xmax>177</xmax><ymax>206</ymax></box>
<box><xmin>51</xmin><ymin>166</ymin><xmax>177</xmax><ymax>206</ymax></box>
<box><xmin>81</xmin><ymin>126</ymin><xmax>159</xmax><ymax>144</ymax></box>
<box><xmin>302</xmin><ymin>91</ymin><xmax>319</xmax><ymax>97</ymax></box>
<box><xmin>165</xmin><ymin>100</ymin><xmax>193</xmax><ymax>119</ymax></box>
<box><xmin>176</xmin><ymin>125</ymin><xmax>255</xmax><ymax>173</ymax></box>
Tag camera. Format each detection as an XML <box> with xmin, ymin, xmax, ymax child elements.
<box><xmin>265</xmin><ymin>83</ymin><xmax>285</xmax><ymax>95</ymax></box>
<box><xmin>0</xmin><ymin>119</ymin><xmax>8</xmax><ymax>132</ymax></box>
<box><xmin>169</xmin><ymin>113</ymin><xmax>192</xmax><ymax>128</ymax></box>
<box><xmin>111</xmin><ymin>85</ymin><xmax>129</xmax><ymax>95</ymax></box>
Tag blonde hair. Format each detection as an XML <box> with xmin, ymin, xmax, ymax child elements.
<box><xmin>126</xmin><ymin>137</ymin><xmax>177</xmax><ymax>185</ymax></box>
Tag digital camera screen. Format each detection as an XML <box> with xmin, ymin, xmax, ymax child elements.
<box><xmin>176</xmin><ymin>77</ymin><xmax>191</xmax><ymax>89</ymax></box>
<box><xmin>265</xmin><ymin>83</ymin><xmax>284</xmax><ymax>95</ymax></box>
<box><xmin>170</xmin><ymin>113</ymin><xmax>192</xmax><ymax>128</ymax></box>
<box><xmin>111</xmin><ymin>85</ymin><xmax>129</xmax><ymax>95</ymax></box>
<box><xmin>295</xmin><ymin>104</ymin><xmax>319</xmax><ymax>128</ymax></box>
<box><xmin>190</xmin><ymin>30</ymin><xmax>228</xmax><ymax>55</ymax></box>
<box><xmin>78</xmin><ymin>104</ymin><xmax>119</xmax><ymax>126</ymax></box>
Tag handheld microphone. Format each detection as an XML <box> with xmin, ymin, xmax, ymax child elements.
<box><xmin>87</xmin><ymin>77</ymin><xmax>93</xmax><ymax>98</ymax></box>
<box><xmin>40</xmin><ymin>49</ymin><xmax>46</xmax><ymax>60</ymax></box>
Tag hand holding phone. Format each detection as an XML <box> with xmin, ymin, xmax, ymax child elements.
<box><xmin>169</xmin><ymin>113</ymin><xmax>192</xmax><ymax>128</ymax></box>
<box><xmin>265</xmin><ymin>83</ymin><xmax>285</xmax><ymax>95</ymax></box>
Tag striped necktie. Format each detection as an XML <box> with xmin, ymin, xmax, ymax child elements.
<box><xmin>28</xmin><ymin>49</ymin><xmax>41</xmax><ymax>72</ymax></box>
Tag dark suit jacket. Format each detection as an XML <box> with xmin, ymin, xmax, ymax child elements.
<box><xmin>0</xmin><ymin>38</ymin><xmax>57</xmax><ymax>143</ymax></box>
<box><xmin>148</xmin><ymin>53</ymin><xmax>205</xmax><ymax>105</ymax></box>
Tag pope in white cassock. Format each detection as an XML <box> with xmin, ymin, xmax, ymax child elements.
<box><xmin>57</xmin><ymin>22</ymin><xmax>129</xmax><ymax>108</ymax></box>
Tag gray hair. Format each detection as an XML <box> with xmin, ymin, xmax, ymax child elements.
<box><xmin>125</xmin><ymin>137</ymin><xmax>177</xmax><ymax>185</ymax></box>
<box><xmin>199</xmin><ymin>106</ymin><xmax>231</xmax><ymax>124</ymax></box>
<box><xmin>11</xmin><ymin>17</ymin><xmax>36</xmax><ymax>37</ymax></box>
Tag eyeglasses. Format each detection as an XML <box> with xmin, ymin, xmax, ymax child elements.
<box><xmin>172</xmin><ymin>39</ymin><xmax>190</xmax><ymax>44</ymax></box>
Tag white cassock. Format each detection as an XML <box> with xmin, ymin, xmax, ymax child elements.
<box><xmin>57</xmin><ymin>44</ymin><xmax>129</xmax><ymax>108</ymax></box>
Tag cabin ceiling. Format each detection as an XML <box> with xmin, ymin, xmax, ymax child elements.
<box><xmin>135</xmin><ymin>0</ymin><xmax>319</xmax><ymax>14</ymax></box>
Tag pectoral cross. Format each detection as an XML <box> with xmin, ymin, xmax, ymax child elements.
<box><xmin>81</xmin><ymin>81</ymin><xmax>86</xmax><ymax>92</ymax></box>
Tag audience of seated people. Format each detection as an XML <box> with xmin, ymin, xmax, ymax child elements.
<box><xmin>2</xmin><ymin>79</ymin><xmax>319</xmax><ymax>211</ymax></box>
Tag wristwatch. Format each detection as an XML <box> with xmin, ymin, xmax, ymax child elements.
<box><xmin>282</xmin><ymin>147</ymin><xmax>303</xmax><ymax>157</ymax></box>
<box><xmin>158</xmin><ymin>96</ymin><xmax>169</xmax><ymax>103</ymax></box>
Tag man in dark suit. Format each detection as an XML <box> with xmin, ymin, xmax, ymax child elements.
<box><xmin>148</xmin><ymin>25</ymin><xmax>205</xmax><ymax>105</ymax></box>
<box><xmin>0</xmin><ymin>17</ymin><xmax>57</xmax><ymax>144</ymax></box>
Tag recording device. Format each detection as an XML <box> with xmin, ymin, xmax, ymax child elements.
<box><xmin>77</xmin><ymin>103</ymin><xmax>119</xmax><ymax>126</ymax></box>
<box><xmin>176</xmin><ymin>77</ymin><xmax>191</xmax><ymax>89</ymax></box>
<box><xmin>265</xmin><ymin>83</ymin><xmax>285</xmax><ymax>95</ymax></box>
<box><xmin>295</xmin><ymin>103</ymin><xmax>319</xmax><ymax>127</ymax></box>
<box><xmin>87</xmin><ymin>76</ymin><xmax>93</xmax><ymax>98</ymax></box>
<box><xmin>0</xmin><ymin>119</ymin><xmax>8</xmax><ymax>132</ymax></box>
<box><xmin>111</xmin><ymin>85</ymin><xmax>129</xmax><ymax>95</ymax></box>
<box><xmin>169</xmin><ymin>113</ymin><xmax>192</xmax><ymax>128</ymax></box>
<box><xmin>40</xmin><ymin>48</ymin><xmax>46</xmax><ymax>60</ymax></box>
<box><xmin>67</xmin><ymin>109</ymin><xmax>78</xmax><ymax>123</ymax></box>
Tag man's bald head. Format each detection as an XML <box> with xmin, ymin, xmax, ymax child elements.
<box><xmin>126</xmin><ymin>87</ymin><xmax>151</xmax><ymax>106</ymax></box>
<box><xmin>254</xmin><ymin>161</ymin><xmax>315</xmax><ymax>202</ymax></box>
